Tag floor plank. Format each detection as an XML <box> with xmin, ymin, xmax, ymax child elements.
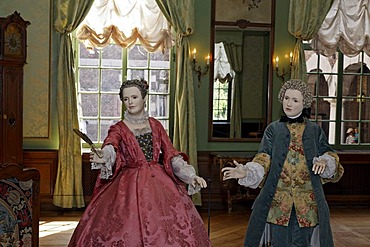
<box><xmin>39</xmin><ymin>207</ymin><xmax>370</xmax><ymax>246</ymax></box>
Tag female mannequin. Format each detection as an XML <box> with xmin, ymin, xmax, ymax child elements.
<box><xmin>69</xmin><ymin>79</ymin><xmax>211</xmax><ymax>247</ymax></box>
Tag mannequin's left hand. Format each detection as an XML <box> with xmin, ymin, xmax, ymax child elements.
<box><xmin>191</xmin><ymin>176</ymin><xmax>207</xmax><ymax>188</ymax></box>
<box><xmin>312</xmin><ymin>159</ymin><xmax>327</xmax><ymax>174</ymax></box>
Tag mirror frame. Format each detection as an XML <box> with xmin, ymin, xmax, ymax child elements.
<box><xmin>208</xmin><ymin>0</ymin><xmax>275</xmax><ymax>142</ymax></box>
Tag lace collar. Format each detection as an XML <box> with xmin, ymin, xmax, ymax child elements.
<box><xmin>124</xmin><ymin>110</ymin><xmax>149</xmax><ymax>124</ymax></box>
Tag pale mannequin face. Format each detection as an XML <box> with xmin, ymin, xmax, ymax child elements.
<box><xmin>122</xmin><ymin>86</ymin><xmax>146</xmax><ymax>116</ymax></box>
<box><xmin>283</xmin><ymin>89</ymin><xmax>304</xmax><ymax>117</ymax></box>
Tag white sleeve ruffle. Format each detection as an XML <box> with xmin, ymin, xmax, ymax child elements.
<box><xmin>238</xmin><ymin>162</ymin><xmax>265</xmax><ymax>189</ymax></box>
<box><xmin>91</xmin><ymin>144</ymin><xmax>116</xmax><ymax>179</ymax></box>
<box><xmin>171</xmin><ymin>155</ymin><xmax>200</xmax><ymax>195</ymax></box>
<box><xmin>313</xmin><ymin>153</ymin><xmax>336</xmax><ymax>179</ymax></box>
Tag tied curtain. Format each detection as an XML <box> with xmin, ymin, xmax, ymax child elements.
<box><xmin>310</xmin><ymin>0</ymin><xmax>370</xmax><ymax>57</ymax></box>
<box><xmin>288</xmin><ymin>0</ymin><xmax>334</xmax><ymax>80</ymax></box>
<box><xmin>155</xmin><ymin>0</ymin><xmax>202</xmax><ymax>205</ymax></box>
<box><xmin>76</xmin><ymin>0</ymin><xmax>173</xmax><ymax>52</ymax></box>
<box><xmin>222</xmin><ymin>42</ymin><xmax>242</xmax><ymax>139</ymax></box>
<box><xmin>53</xmin><ymin>0</ymin><xmax>95</xmax><ymax>208</ymax></box>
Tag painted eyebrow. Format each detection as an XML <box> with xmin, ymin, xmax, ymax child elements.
<box><xmin>123</xmin><ymin>94</ymin><xmax>139</xmax><ymax>98</ymax></box>
<box><xmin>285</xmin><ymin>95</ymin><xmax>301</xmax><ymax>101</ymax></box>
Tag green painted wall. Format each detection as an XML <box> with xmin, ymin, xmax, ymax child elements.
<box><xmin>0</xmin><ymin>0</ymin><xmax>59</xmax><ymax>150</ymax></box>
<box><xmin>1</xmin><ymin>0</ymin><xmax>293</xmax><ymax>152</ymax></box>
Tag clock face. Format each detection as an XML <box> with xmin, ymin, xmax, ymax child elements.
<box><xmin>4</xmin><ymin>23</ymin><xmax>23</xmax><ymax>56</ymax></box>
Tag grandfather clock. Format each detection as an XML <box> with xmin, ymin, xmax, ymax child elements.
<box><xmin>0</xmin><ymin>12</ymin><xmax>30</xmax><ymax>164</ymax></box>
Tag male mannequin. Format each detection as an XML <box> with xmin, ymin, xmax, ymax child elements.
<box><xmin>222</xmin><ymin>79</ymin><xmax>344</xmax><ymax>247</ymax></box>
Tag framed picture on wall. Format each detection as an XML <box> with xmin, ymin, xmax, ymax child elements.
<box><xmin>215</xmin><ymin>0</ymin><xmax>272</xmax><ymax>24</ymax></box>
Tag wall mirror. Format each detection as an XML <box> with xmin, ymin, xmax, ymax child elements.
<box><xmin>208</xmin><ymin>0</ymin><xmax>275</xmax><ymax>142</ymax></box>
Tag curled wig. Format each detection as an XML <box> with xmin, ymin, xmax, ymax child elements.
<box><xmin>278</xmin><ymin>79</ymin><xmax>313</xmax><ymax>108</ymax></box>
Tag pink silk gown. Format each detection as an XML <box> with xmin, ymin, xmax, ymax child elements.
<box><xmin>68</xmin><ymin>118</ymin><xmax>211</xmax><ymax>247</ymax></box>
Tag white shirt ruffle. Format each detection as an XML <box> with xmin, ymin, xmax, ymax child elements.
<box><xmin>237</xmin><ymin>162</ymin><xmax>265</xmax><ymax>189</ymax></box>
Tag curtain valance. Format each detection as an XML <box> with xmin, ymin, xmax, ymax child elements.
<box><xmin>310</xmin><ymin>0</ymin><xmax>370</xmax><ymax>57</ymax></box>
<box><xmin>76</xmin><ymin>0</ymin><xmax>174</xmax><ymax>52</ymax></box>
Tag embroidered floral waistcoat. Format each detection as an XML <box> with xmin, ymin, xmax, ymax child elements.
<box><xmin>266</xmin><ymin>122</ymin><xmax>318</xmax><ymax>227</ymax></box>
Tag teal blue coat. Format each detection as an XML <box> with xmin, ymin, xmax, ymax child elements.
<box><xmin>244</xmin><ymin>119</ymin><xmax>343</xmax><ymax>247</ymax></box>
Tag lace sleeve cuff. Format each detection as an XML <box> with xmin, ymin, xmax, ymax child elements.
<box><xmin>171</xmin><ymin>155</ymin><xmax>202</xmax><ymax>195</ymax></box>
<box><xmin>238</xmin><ymin>162</ymin><xmax>265</xmax><ymax>189</ymax></box>
<box><xmin>314</xmin><ymin>153</ymin><xmax>336</xmax><ymax>179</ymax></box>
<box><xmin>91</xmin><ymin>145</ymin><xmax>116</xmax><ymax>179</ymax></box>
<box><xmin>171</xmin><ymin>155</ymin><xmax>196</xmax><ymax>184</ymax></box>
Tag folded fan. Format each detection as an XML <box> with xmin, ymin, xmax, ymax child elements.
<box><xmin>73</xmin><ymin>129</ymin><xmax>103</xmax><ymax>158</ymax></box>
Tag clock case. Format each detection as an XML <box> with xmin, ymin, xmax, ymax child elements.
<box><xmin>0</xmin><ymin>12</ymin><xmax>30</xmax><ymax>164</ymax></box>
<box><xmin>0</xmin><ymin>11</ymin><xmax>30</xmax><ymax>64</ymax></box>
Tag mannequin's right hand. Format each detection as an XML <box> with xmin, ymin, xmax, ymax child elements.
<box><xmin>90</xmin><ymin>149</ymin><xmax>105</xmax><ymax>163</ymax></box>
<box><xmin>221</xmin><ymin>160</ymin><xmax>247</xmax><ymax>180</ymax></box>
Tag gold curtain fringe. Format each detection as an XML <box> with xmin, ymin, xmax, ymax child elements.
<box><xmin>76</xmin><ymin>24</ymin><xmax>174</xmax><ymax>53</ymax></box>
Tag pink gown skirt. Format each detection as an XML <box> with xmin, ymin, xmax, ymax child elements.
<box><xmin>68</xmin><ymin>163</ymin><xmax>212</xmax><ymax>247</ymax></box>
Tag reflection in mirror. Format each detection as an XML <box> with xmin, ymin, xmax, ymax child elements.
<box><xmin>209</xmin><ymin>30</ymin><xmax>273</xmax><ymax>141</ymax></box>
<box><xmin>209</xmin><ymin>0</ymin><xmax>274</xmax><ymax>142</ymax></box>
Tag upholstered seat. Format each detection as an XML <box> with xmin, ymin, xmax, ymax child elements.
<box><xmin>0</xmin><ymin>163</ymin><xmax>40</xmax><ymax>247</ymax></box>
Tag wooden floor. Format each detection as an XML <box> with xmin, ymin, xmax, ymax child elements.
<box><xmin>39</xmin><ymin>206</ymin><xmax>370</xmax><ymax>247</ymax></box>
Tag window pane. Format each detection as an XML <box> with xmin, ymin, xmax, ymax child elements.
<box><xmin>150</xmin><ymin>49</ymin><xmax>170</xmax><ymax>68</ymax></box>
<box><xmin>127</xmin><ymin>69</ymin><xmax>146</xmax><ymax>80</ymax></box>
<box><xmin>213</xmin><ymin>79</ymin><xmax>229</xmax><ymax>120</ymax></box>
<box><xmin>365</xmin><ymin>53</ymin><xmax>370</xmax><ymax>67</ymax></box>
<box><xmin>101</xmin><ymin>45</ymin><xmax>122</xmax><ymax>67</ymax></box>
<box><xmin>342</xmin><ymin>99</ymin><xmax>360</xmax><ymax>121</ymax></box>
<box><xmin>128</xmin><ymin>45</ymin><xmax>148</xmax><ymax>68</ymax></box>
<box><xmin>360</xmin><ymin>122</ymin><xmax>370</xmax><ymax>143</ymax></box>
<box><xmin>306</xmin><ymin>51</ymin><xmax>338</xmax><ymax>74</ymax></box>
<box><xmin>100</xmin><ymin>120</ymin><xmax>118</xmax><ymax>142</ymax></box>
<box><xmin>158</xmin><ymin>120</ymin><xmax>169</xmax><ymax>132</ymax></box>
<box><xmin>101</xmin><ymin>69</ymin><xmax>122</xmax><ymax>92</ymax></box>
<box><xmin>149</xmin><ymin>95</ymin><xmax>168</xmax><ymax>117</ymax></box>
<box><xmin>149</xmin><ymin>70</ymin><xmax>169</xmax><ymax>93</ymax></box>
<box><xmin>79</xmin><ymin>44</ymin><xmax>99</xmax><ymax>66</ymax></box>
<box><xmin>343</xmin><ymin>54</ymin><xmax>361</xmax><ymax>69</ymax></box>
<box><xmin>100</xmin><ymin>94</ymin><xmax>121</xmax><ymax>117</ymax></box>
<box><xmin>79</xmin><ymin>68</ymin><xmax>99</xmax><ymax>91</ymax></box>
<box><xmin>81</xmin><ymin>94</ymin><xmax>98</xmax><ymax>117</ymax></box>
<box><xmin>84</xmin><ymin>119</ymin><xmax>98</xmax><ymax>142</ymax></box>
<box><xmin>361</xmin><ymin>98</ymin><xmax>370</xmax><ymax>120</ymax></box>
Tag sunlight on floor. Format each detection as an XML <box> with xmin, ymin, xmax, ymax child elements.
<box><xmin>39</xmin><ymin>220</ymin><xmax>79</xmax><ymax>238</ymax></box>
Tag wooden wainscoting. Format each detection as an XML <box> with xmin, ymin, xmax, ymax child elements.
<box><xmin>325</xmin><ymin>151</ymin><xmax>370</xmax><ymax>206</ymax></box>
<box><xmin>22</xmin><ymin>150</ymin><xmax>370</xmax><ymax>213</ymax></box>
<box><xmin>23</xmin><ymin>150</ymin><xmax>58</xmax><ymax>211</ymax></box>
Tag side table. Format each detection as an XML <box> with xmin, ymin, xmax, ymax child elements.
<box><xmin>211</xmin><ymin>152</ymin><xmax>258</xmax><ymax>212</ymax></box>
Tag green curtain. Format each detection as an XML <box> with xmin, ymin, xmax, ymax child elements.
<box><xmin>288</xmin><ymin>0</ymin><xmax>333</xmax><ymax>80</ymax></box>
<box><xmin>223</xmin><ymin>42</ymin><xmax>242</xmax><ymax>138</ymax></box>
<box><xmin>53</xmin><ymin>0</ymin><xmax>94</xmax><ymax>208</ymax></box>
<box><xmin>156</xmin><ymin>0</ymin><xmax>202</xmax><ymax>205</ymax></box>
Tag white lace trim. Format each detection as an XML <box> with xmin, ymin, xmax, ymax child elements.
<box><xmin>171</xmin><ymin>155</ymin><xmax>200</xmax><ymax>195</ymax></box>
<box><xmin>91</xmin><ymin>145</ymin><xmax>116</xmax><ymax>179</ymax></box>
<box><xmin>238</xmin><ymin>162</ymin><xmax>265</xmax><ymax>189</ymax></box>
<box><xmin>313</xmin><ymin>153</ymin><xmax>336</xmax><ymax>179</ymax></box>
<box><xmin>124</xmin><ymin>110</ymin><xmax>149</xmax><ymax>124</ymax></box>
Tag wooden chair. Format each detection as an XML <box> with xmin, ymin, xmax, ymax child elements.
<box><xmin>0</xmin><ymin>163</ymin><xmax>40</xmax><ymax>246</ymax></box>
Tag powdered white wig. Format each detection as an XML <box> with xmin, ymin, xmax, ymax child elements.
<box><xmin>278</xmin><ymin>79</ymin><xmax>313</xmax><ymax>108</ymax></box>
